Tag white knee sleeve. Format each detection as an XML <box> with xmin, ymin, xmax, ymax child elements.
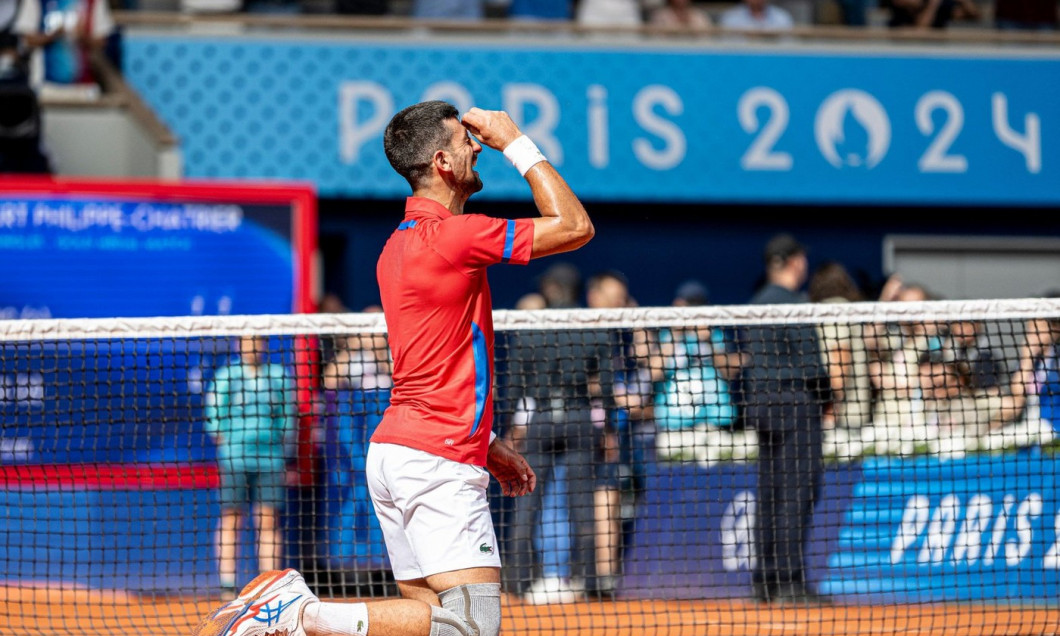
<box><xmin>437</xmin><ymin>583</ymin><xmax>501</xmax><ymax>636</ymax></box>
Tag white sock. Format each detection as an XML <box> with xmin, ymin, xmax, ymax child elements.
<box><xmin>304</xmin><ymin>601</ymin><xmax>369</xmax><ymax>636</ymax></box>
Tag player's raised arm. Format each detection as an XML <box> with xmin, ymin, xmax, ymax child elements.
<box><xmin>462</xmin><ymin>107</ymin><xmax>594</xmax><ymax>259</ymax></box>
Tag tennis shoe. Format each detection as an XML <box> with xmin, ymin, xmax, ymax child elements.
<box><xmin>523</xmin><ymin>576</ymin><xmax>581</xmax><ymax>605</ymax></box>
<box><xmin>193</xmin><ymin>569</ymin><xmax>318</xmax><ymax>636</ymax></box>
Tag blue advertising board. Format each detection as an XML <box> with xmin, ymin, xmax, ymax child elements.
<box><xmin>123</xmin><ymin>35</ymin><xmax>1060</xmax><ymax>204</ymax></box>
<box><xmin>622</xmin><ymin>453</ymin><xmax>1060</xmax><ymax>603</ymax></box>
<box><xmin>820</xmin><ymin>453</ymin><xmax>1060</xmax><ymax>603</ymax></box>
<box><xmin>0</xmin><ymin>180</ymin><xmax>317</xmax><ymax>474</ymax></box>
<box><xmin>0</xmin><ymin>338</ymin><xmax>225</xmax><ymax>466</ymax></box>
<box><xmin>4</xmin><ymin>449</ymin><xmax>1056</xmax><ymax>597</ymax></box>
<box><xmin>0</xmin><ymin>179</ymin><xmax>316</xmax><ymax>319</ymax></box>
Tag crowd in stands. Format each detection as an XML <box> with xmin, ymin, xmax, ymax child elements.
<box><xmin>0</xmin><ymin>0</ymin><xmax>1043</xmax><ymax>31</ymax></box>
<box><xmin>1</xmin><ymin>0</ymin><xmax>120</xmax><ymax>173</ymax></box>
<box><xmin>504</xmin><ymin>250</ymin><xmax>1058</xmax><ymax>470</ymax></box>
<box><xmin>8</xmin><ymin>0</ymin><xmax>1043</xmax><ymax>31</ymax></box>
<box><xmin>151</xmin><ymin>0</ymin><xmax>1060</xmax><ymax>31</ymax></box>
<box><xmin>157</xmin><ymin>0</ymin><xmax>1056</xmax><ymax>32</ymax></box>
<box><xmin>317</xmin><ymin>237</ymin><xmax>1060</xmax><ymax>475</ymax></box>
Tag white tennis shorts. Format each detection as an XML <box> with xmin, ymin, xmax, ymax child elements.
<box><xmin>365</xmin><ymin>442</ymin><xmax>501</xmax><ymax>580</ymax></box>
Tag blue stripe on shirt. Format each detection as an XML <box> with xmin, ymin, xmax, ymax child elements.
<box><xmin>501</xmin><ymin>219</ymin><xmax>515</xmax><ymax>263</ymax></box>
<box><xmin>470</xmin><ymin>322</ymin><xmax>489</xmax><ymax>438</ymax></box>
<box><xmin>398</xmin><ymin>220</ymin><xmax>417</xmax><ymax>230</ymax></box>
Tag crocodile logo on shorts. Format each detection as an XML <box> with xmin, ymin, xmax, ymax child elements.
<box><xmin>479</xmin><ymin>543</ymin><xmax>494</xmax><ymax>555</ymax></box>
<box><xmin>356</xmin><ymin>619</ymin><xmax>365</xmax><ymax>633</ymax></box>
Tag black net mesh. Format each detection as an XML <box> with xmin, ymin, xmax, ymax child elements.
<box><xmin>1</xmin><ymin>301</ymin><xmax>1059</xmax><ymax>635</ymax></box>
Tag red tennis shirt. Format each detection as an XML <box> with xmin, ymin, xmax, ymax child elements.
<box><xmin>373</xmin><ymin>197</ymin><xmax>535</xmax><ymax>466</ymax></box>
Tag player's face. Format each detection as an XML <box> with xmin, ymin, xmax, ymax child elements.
<box><xmin>448</xmin><ymin>120</ymin><xmax>483</xmax><ymax>194</ymax></box>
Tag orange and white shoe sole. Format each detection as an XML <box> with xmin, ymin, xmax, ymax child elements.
<box><xmin>192</xmin><ymin>569</ymin><xmax>299</xmax><ymax>636</ymax></box>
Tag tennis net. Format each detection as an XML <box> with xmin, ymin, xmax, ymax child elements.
<box><xmin>1</xmin><ymin>298</ymin><xmax>1059</xmax><ymax>635</ymax></box>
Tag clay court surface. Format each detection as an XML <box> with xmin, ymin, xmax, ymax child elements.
<box><xmin>2</xmin><ymin>586</ymin><xmax>1058</xmax><ymax>636</ymax></box>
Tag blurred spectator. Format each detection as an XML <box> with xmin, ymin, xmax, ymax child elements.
<box><xmin>860</xmin><ymin>279</ymin><xmax>943</xmax><ymax>456</ymax></box>
<box><xmin>719</xmin><ymin>0</ymin><xmax>794</xmax><ymax>29</ymax></box>
<box><xmin>537</xmin><ymin>261</ymin><xmax>583</xmax><ymax>309</ymax></box>
<box><xmin>412</xmin><ymin>0</ymin><xmax>484</xmax><ymax>19</ymax></box>
<box><xmin>320</xmin><ymin>304</ymin><xmax>388</xmax><ymax>392</ymax></box>
<box><xmin>586</xmin><ymin>269</ymin><xmax>631</xmax><ymax>310</ymax></box>
<box><xmin>604</xmin><ymin>281</ymin><xmax>660</xmax><ymax>594</ymax></box>
<box><xmin>502</xmin><ymin>276</ymin><xmax>618</xmax><ymax>600</ymax></box>
<box><xmin>322</xmin><ymin>304</ymin><xmax>390</xmax><ymax>392</ymax></box>
<box><xmin>942</xmin><ymin>319</ymin><xmax>1004</xmax><ymax>391</ymax></box>
<box><xmin>807</xmin><ymin>260</ymin><xmax>862</xmax><ymax>302</ymax></box>
<box><xmin>507</xmin><ymin>0</ymin><xmax>571</xmax><ymax>19</ymax></box>
<box><xmin>994</xmin><ymin>0</ymin><xmax>1058</xmax><ymax>30</ymax></box>
<box><xmin>319</xmin><ymin>305</ymin><xmax>392</xmax><ymax>575</ymax></box>
<box><xmin>576</xmin><ymin>0</ymin><xmax>644</xmax><ymax>25</ymax></box>
<box><xmin>1031</xmin><ymin>299</ymin><xmax>1060</xmax><ymax>436</ymax></box>
<box><xmin>885</xmin><ymin>281</ymin><xmax>944</xmax><ymax>353</ymax></box>
<box><xmin>335</xmin><ymin>0</ymin><xmax>387</xmax><ymax>14</ymax></box>
<box><xmin>12</xmin><ymin>0</ymin><xmax>115</xmax><ymax>88</ymax></box>
<box><xmin>894</xmin><ymin>280</ymin><xmax>932</xmax><ymax>303</ymax></box>
<box><xmin>808</xmin><ymin>262</ymin><xmax>872</xmax><ymax>461</ymax></box>
<box><xmin>654</xmin><ymin>280</ymin><xmax>748</xmax><ymax>465</ymax></box>
<box><xmin>739</xmin><ymin>233</ymin><xmax>828</xmax><ymax>605</ymax></box>
<box><xmin>650</xmin><ymin>0</ymin><xmax>712</xmax><ymax>27</ymax></box>
<box><xmin>204</xmin><ymin>335</ymin><xmax>296</xmax><ymax>598</ymax></box>
<box><xmin>673</xmin><ymin>279</ymin><xmax>709</xmax><ymax>307</ymax></box>
<box><xmin>318</xmin><ymin>291</ymin><xmax>350</xmax><ymax>313</ymax></box>
<box><xmin>316</xmin><ymin>292</ymin><xmax>351</xmax><ymax>365</ymax></box>
<box><xmin>919</xmin><ymin>323</ymin><xmax>1054</xmax><ymax>457</ymax></box>
<box><xmin>583</xmin><ymin>270</ymin><xmax>632</xmax><ymax>598</ymax></box>
<box><xmin>614</xmin><ymin>324</ymin><xmax>659</xmax><ymax>446</ymax></box>
<box><xmin>0</xmin><ymin>31</ymin><xmax>26</xmax><ymax>81</ymax></box>
<box><xmin>881</xmin><ymin>0</ymin><xmax>980</xmax><ymax>29</ymax></box>
<box><xmin>0</xmin><ymin>31</ymin><xmax>51</xmax><ymax>174</ymax></box>
<box><xmin>515</xmin><ymin>292</ymin><xmax>548</xmax><ymax>310</ymax></box>
<box><xmin>860</xmin><ymin>279</ymin><xmax>1043</xmax><ymax>458</ymax></box>
<box><xmin>181</xmin><ymin>0</ymin><xmax>240</xmax><ymax>13</ymax></box>
<box><xmin>835</xmin><ymin>0</ymin><xmax>868</xmax><ymax>26</ymax></box>
<box><xmin>876</xmin><ymin>272</ymin><xmax>907</xmax><ymax>303</ymax></box>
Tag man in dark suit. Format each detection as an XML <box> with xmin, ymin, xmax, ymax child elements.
<box><xmin>500</xmin><ymin>318</ymin><xmax>618</xmax><ymax>600</ymax></box>
<box><xmin>741</xmin><ymin>233</ymin><xmax>829</xmax><ymax>605</ymax></box>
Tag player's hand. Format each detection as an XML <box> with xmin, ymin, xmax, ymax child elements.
<box><xmin>486</xmin><ymin>436</ymin><xmax>536</xmax><ymax>497</ymax></box>
<box><xmin>461</xmin><ymin>108</ymin><xmax>522</xmax><ymax>152</ymax></box>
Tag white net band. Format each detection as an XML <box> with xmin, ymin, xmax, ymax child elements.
<box><xmin>2</xmin><ymin>297</ymin><xmax>1059</xmax><ymax>341</ymax></box>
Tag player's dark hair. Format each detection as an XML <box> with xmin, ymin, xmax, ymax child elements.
<box><xmin>384</xmin><ymin>101</ymin><xmax>460</xmax><ymax>191</ymax></box>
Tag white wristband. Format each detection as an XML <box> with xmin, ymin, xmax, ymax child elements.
<box><xmin>489</xmin><ymin>430</ymin><xmax>498</xmax><ymax>445</ymax></box>
<box><xmin>503</xmin><ymin>135</ymin><xmax>547</xmax><ymax>177</ymax></box>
